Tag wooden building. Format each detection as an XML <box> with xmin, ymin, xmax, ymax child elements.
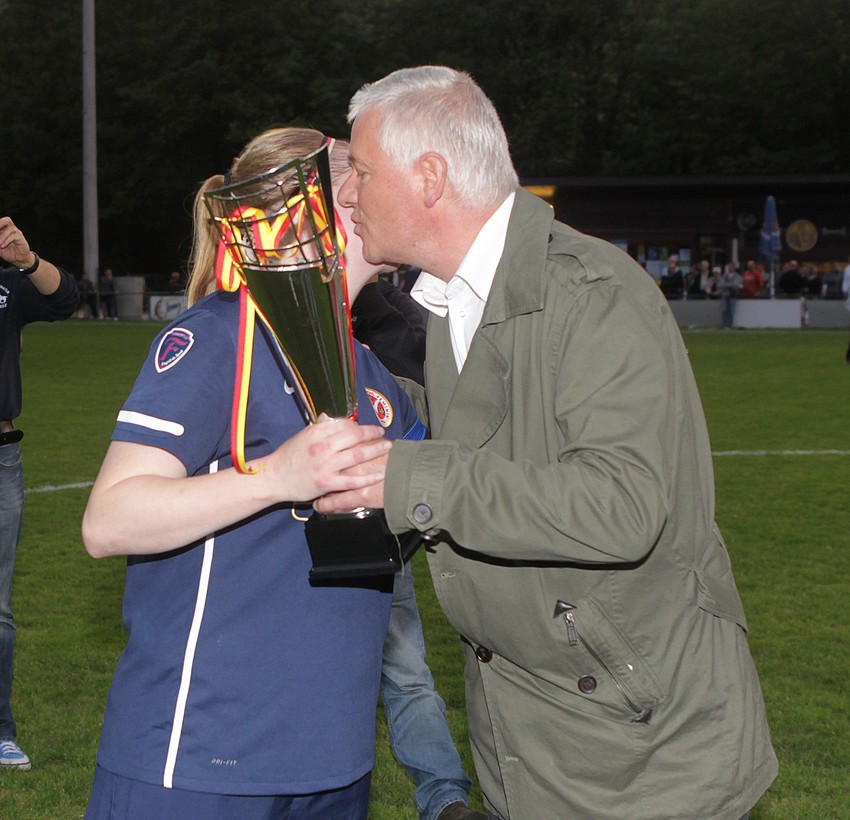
<box><xmin>523</xmin><ymin>173</ymin><xmax>850</xmax><ymax>279</ymax></box>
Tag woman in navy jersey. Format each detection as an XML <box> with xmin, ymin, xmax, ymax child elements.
<box><xmin>82</xmin><ymin>128</ymin><xmax>425</xmax><ymax>820</ymax></box>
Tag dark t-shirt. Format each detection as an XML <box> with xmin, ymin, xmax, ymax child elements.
<box><xmin>351</xmin><ymin>278</ymin><xmax>427</xmax><ymax>385</ymax></box>
<box><xmin>0</xmin><ymin>265</ymin><xmax>79</xmax><ymax>420</ymax></box>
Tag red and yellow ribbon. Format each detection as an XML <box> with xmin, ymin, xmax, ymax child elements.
<box><xmin>213</xmin><ymin>186</ymin><xmax>349</xmax><ymax>474</ymax></box>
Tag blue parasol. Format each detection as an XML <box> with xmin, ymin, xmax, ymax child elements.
<box><xmin>759</xmin><ymin>195</ymin><xmax>781</xmax><ymax>296</ymax></box>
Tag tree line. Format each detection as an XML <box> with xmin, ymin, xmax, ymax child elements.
<box><xmin>4</xmin><ymin>0</ymin><xmax>848</xmax><ymax>278</ymax></box>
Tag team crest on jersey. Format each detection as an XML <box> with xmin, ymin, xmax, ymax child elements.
<box><xmin>365</xmin><ymin>388</ymin><xmax>393</xmax><ymax>427</ymax></box>
<box><xmin>155</xmin><ymin>327</ymin><xmax>195</xmax><ymax>373</ymax></box>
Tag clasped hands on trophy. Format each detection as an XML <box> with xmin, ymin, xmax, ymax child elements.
<box><xmin>311</xmin><ymin>414</ymin><xmax>389</xmax><ymax>513</ymax></box>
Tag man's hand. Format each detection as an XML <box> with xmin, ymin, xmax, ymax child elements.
<box><xmin>313</xmin><ymin>451</ymin><xmax>389</xmax><ymax>513</ymax></box>
<box><xmin>0</xmin><ymin>216</ymin><xmax>35</xmax><ymax>269</ymax></box>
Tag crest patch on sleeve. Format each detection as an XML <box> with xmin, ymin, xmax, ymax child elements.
<box><xmin>365</xmin><ymin>388</ymin><xmax>393</xmax><ymax>427</ymax></box>
<box><xmin>155</xmin><ymin>328</ymin><xmax>195</xmax><ymax>373</ymax></box>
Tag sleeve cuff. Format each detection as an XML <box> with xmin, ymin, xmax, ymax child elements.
<box><xmin>384</xmin><ymin>439</ymin><xmax>454</xmax><ymax>534</ymax></box>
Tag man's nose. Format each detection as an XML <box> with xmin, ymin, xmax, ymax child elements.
<box><xmin>337</xmin><ymin>172</ymin><xmax>356</xmax><ymax>208</ymax></box>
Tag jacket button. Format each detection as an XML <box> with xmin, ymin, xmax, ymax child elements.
<box><xmin>578</xmin><ymin>675</ymin><xmax>597</xmax><ymax>694</ymax></box>
<box><xmin>412</xmin><ymin>503</ymin><xmax>433</xmax><ymax>524</ymax></box>
<box><xmin>476</xmin><ymin>646</ymin><xmax>493</xmax><ymax>663</ymax></box>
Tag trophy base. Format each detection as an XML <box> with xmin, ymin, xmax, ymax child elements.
<box><xmin>305</xmin><ymin>508</ymin><xmax>421</xmax><ymax>581</ymax></box>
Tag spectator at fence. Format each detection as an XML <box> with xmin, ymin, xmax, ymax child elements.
<box><xmin>706</xmin><ymin>266</ymin><xmax>722</xmax><ymax>298</ymax></box>
<box><xmin>821</xmin><ymin>264</ymin><xmax>844</xmax><ymax>299</ymax></box>
<box><xmin>78</xmin><ymin>272</ymin><xmax>99</xmax><ymax>318</ymax></box>
<box><xmin>165</xmin><ymin>271</ymin><xmax>184</xmax><ymax>294</ymax></box>
<box><xmin>660</xmin><ymin>254</ymin><xmax>684</xmax><ymax>299</ymax></box>
<box><xmin>100</xmin><ymin>268</ymin><xmax>117</xmax><ymax>320</ymax></box>
<box><xmin>0</xmin><ymin>216</ymin><xmax>79</xmax><ymax>771</ymax></box>
<box><xmin>801</xmin><ymin>264</ymin><xmax>822</xmax><ymax>298</ymax></box>
<box><xmin>721</xmin><ymin>262</ymin><xmax>743</xmax><ymax>328</ymax></box>
<box><xmin>688</xmin><ymin>259</ymin><xmax>710</xmax><ymax>298</ymax></box>
<box><xmin>741</xmin><ymin>260</ymin><xmax>765</xmax><ymax>298</ymax></box>
<box><xmin>779</xmin><ymin>260</ymin><xmax>804</xmax><ymax>296</ymax></box>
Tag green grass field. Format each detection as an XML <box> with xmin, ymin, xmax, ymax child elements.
<box><xmin>1</xmin><ymin>321</ymin><xmax>849</xmax><ymax>818</ymax></box>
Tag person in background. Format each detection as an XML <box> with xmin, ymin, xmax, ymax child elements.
<box><xmin>779</xmin><ymin>259</ymin><xmax>804</xmax><ymax>296</ymax></box>
<box><xmin>720</xmin><ymin>261</ymin><xmax>743</xmax><ymax>329</ymax></box>
<box><xmin>100</xmin><ymin>268</ymin><xmax>117</xmax><ymax>319</ymax></box>
<box><xmin>337</xmin><ymin>143</ymin><xmax>484</xmax><ymax>820</ymax></box>
<box><xmin>0</xmin><ymin>216</ymin><xmax>79</xmax><ymax>771</ymax></box>
<box><xmin>165</xmin><ymin>271</ymin><xmax>184</xmax><ymax>294</ymax></box>
<box><xmin>659</xmin><ymin>254</ymin><xmax>684</xmax><ymax>299</ymax></box>
<box><xmin>687</xmin><ymin>259</ymin><xmax>710</xmax><ymax>298</ymax></box>
<box><xmin>78</xmin><ymin>272</ymin><xmax>100</xmax><ymax>318</ymax></box>
<box><xmin>706</xmin><ymin>265</ymin><xmax>722</xmax><ymax>298</ymax></box>
<box><xmin>351</xmin><ymin>273</ymin><xmax>426</xmax><ymax>384</ymax></box>
<box><xmin>824</xmin><ymin>261</ymin><xmax>846</xmax><ymax>299</ymax></box>
<box><xmin>318</xmin><ymin>65</ymin><xmax>777</xmax><ymax>819</ymax></box>
<box><xmin>81</xmin><ymin>127</ymin><xmax>425</xmax><ymax>820</ymax></box>
<box><xmin>741</xmin><ymin>260</ymin><xmax>765</xmax><ymax>298</ymax></box>
<box><xmin>398</xmin><ymin>263</ymin><xmax>423</xmax><ymax>293</ymax></box>
<box><xmin>801</xmin><ymin>264</ymin><xmax>822</xmax><ymax>298</ymax></box>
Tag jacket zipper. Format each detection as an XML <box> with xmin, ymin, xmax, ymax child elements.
<box><xmin>563</xmin><ymin>611</ymin><xmax>650</xmax><ymax>721</ymax></box>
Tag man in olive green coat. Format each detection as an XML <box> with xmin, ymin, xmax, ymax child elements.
<box><xmin>319</xmin><ymin>66</ymin><xmax>778</xmax><ymax>820</ymax></box>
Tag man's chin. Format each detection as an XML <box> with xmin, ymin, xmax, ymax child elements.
<box><xmin>362</xmin><ymin>245</ymin><xmax>388</xmax><ymax>267</ymax></box>
<box><xmin>360</xmin><ymin>238</ymin><xmax>402</xmax><ymax>270</ymax></box>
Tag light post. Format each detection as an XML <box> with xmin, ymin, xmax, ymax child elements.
<box><xmin>82</xmin><ymin>0</ymin><xmax>99</xmax><ymax>287</ymax></box>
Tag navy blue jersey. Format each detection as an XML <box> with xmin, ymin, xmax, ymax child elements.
<box><xmin>95</xmin><ymin>290</ymin><xmax>424</xmax><ymax>795</ymax></box>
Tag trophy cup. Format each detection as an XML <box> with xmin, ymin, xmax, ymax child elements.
<box><xmin>204</xmin><ymin>140</ymin><xmax>419</xmax><ymax>581</ymax></box>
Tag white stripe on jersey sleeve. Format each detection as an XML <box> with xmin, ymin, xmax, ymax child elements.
<box><xmin>117</xmin><ymin>410</ymin><xmax>185</xmax><ymax>436</ymax></box>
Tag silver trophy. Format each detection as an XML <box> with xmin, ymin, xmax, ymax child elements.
<box><xmin>204</xmin><ymin>141</ymin><xmax>413</xmax><ymax>580</ymax></box>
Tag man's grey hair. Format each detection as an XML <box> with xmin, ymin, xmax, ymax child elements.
<box><xmin>348</xmin><ymin>66</ymin><xmax>519</xmax><ymax>210</ymax></box>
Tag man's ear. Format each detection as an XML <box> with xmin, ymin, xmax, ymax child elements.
<box><xmin>418</xmin><ymin>152</ymin><xmax>448</xmax><ymax>208</ymax></box>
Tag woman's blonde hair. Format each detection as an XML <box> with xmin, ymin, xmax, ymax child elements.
<box><xmin>187</xmin><ymin>127</ymin><xmax>351</xmax><ymax>306</ymax></box>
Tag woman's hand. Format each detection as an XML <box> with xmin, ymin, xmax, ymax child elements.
<box><xmin>252</xmin><ymin>415</ymin><xmax>391</xmax><ymax>504</ymax></box>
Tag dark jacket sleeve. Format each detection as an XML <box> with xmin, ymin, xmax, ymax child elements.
<box><xmin>351</xmin><ymin>280</ymin><xmax>426</xmax><ymax>385</ymax></box>
<box><xmin>20</xmin><ymin>267</ymin><xmax>80</xmax><ymax>323</ymax></box>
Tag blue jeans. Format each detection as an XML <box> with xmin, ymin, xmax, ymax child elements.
<box><xmin>382</xmin><ymin>567</ymin><xmax>471</xmax><ymax>820</ymax></box>
<box><xmin>0</xmin><ymin>441</ymin><xmax>24</xmax><ymax>741</ymax></box>
<box><xmin>722</xmin><ymin>293</ymin><xmax>737</xmax><ymax>328</ymax></box>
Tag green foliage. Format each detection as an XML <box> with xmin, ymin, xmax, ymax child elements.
<box><xmin>616</xmin><ymin>0</ymin><xmax>850</xmax><ymax>176</ymax></box>
<box><xmin>2</xmin><ymin>0</ymin><xmax>850</xmax><ymax>277</ymax></box>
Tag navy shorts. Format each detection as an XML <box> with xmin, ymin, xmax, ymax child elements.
<box><xmin>84</xmin><ymin>765</ymin><xmax>372</xmax><ymax>819</ymax></box>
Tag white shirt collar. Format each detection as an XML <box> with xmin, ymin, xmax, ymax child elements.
<box><xmin>411</xmin><ymin>192</ymin><xmax>515</xmax><ymax>316</ymax></box>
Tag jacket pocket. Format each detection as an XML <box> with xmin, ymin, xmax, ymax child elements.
<box><xmin>692</xmin><ymin>524</ymin><xmax>748</xmax><ymax>632</ymax></box>
<box><xmin>556</xmin><ymin>596</ymin><xmax>665</xmax><ymax>722</ymax></box>
<box><xmin>0</xmin><ymin>443</ymin><xmax>23</xmax><ymax>470</ymax></box>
